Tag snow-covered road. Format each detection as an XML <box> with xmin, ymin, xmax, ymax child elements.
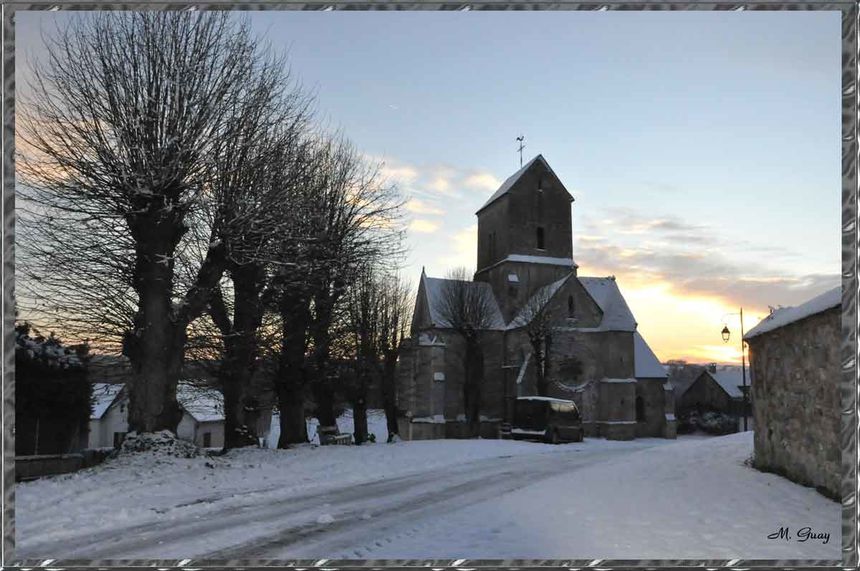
<box><xmin>16</xmin><ymin>432</ymin><xmax>840</xmax><ymax>561</ymax></box>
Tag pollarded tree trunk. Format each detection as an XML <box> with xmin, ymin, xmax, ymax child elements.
<box><xmin>310</xmin><ymin>288</ymin><xmax>339</xmax><ymax>434</ymax></box>
<box><xmin>353</xmin><ymin>392</ymin><xmax>369</xmax><ymax>444</ymax></box>
<box><xmin>463</xmin><ymin>336</ymin><xmax>484</xmax><ymax>438</ymax></box>
<box><xmin>124</xmin><ymin>220</ymin><xmax>187</xmax><ymax>434</ymax></box>
<box><xmin>276</xmin><ymin>292</ymin><xmax>311</xmax><ymax>447</ymax></box>
<box><xmin>382</xmin><ymin>349</ymin><xmax>399</xmax><ymax>441</ymax></box>
<box><xmin>220</xmin><ymin>264</ymin><xmax>265</xmax><ymax>449</ymax></box>
<box><xmin>352</xmin><ymin>357</ymin><xmax>371</xmax><ymax>444</ymax></box>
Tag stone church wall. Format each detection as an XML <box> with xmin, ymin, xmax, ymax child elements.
<box><xmin>397</xmin><ymin>328</ymin><xmax>507</xmax><ymax>440</ymax></box>
<box><xmin>747</xmin><ymin>307</ymin><xmax>840</xmax><ymax>499</ymax></box>
<box><xmin>635</xmin><ymin>378</ymin><xmax>669</xmax><ymax>438</ymax></box>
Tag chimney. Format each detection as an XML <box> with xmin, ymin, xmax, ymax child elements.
<box><xmin>708</xmin><ymin>363</ymin><xmax>717</xmax><ymax>374</ymax></box>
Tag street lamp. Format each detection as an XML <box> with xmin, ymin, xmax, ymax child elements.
<box><xmin>721</xmin><ymin>309</ymin><xmax>749</xmax><ymax>432</ymax></box>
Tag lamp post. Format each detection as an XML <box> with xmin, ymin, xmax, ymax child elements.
<box><xmin>721</xmin><ymin>308</ymin><xmax>748</xmax><ymax>431</ymax></box>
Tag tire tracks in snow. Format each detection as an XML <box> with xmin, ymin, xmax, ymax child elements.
<box><xmin>18</xmin><ymin>444</ymin><xmax>659</xmax><ymax>560</ymax></box>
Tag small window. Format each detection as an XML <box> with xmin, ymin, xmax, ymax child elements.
<box><xmin>202</xmin><ymin>432</ymin><xmax>212</xmax><ymax>448</ymax></box>
<box><xmin>636</xmin><ymin>396</ymin><xmax>646</xmax><ymax>422</ymax></box>
<box><xmin>567</xmin><ymin>295</ymin><xmax>575</xmax><ymax>317</ymax></box>
<box><xmin>536</xmin><ymin>227</ymin><xmax>545</xmax><ymax>249</ymax></box>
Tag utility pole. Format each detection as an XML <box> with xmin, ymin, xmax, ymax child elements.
<box><xmin>740</xmin><ymin>307</ymin><xmax>748</xmax><ymax>432</ymax></box>
<box><xmin>516</xmin><ymin>135</ymin><xmax>525</xmax><ymax>168</ymax></box>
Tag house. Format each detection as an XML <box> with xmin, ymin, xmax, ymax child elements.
<box><xmin>744</xmin><ymin>286</ymin><xmax>841</xmax><ymax>499</ymax></box>
<box><xmin>677</xmin><ymin>364</ymin><xmax>750</xmax><ymax>429</ymax></box>
<box><xmin>88</xmin><ymin>383</ymin><xmax>128</xmax><ymax>449</ymax></box>
<box><xmin>396</xmin><ymin>155</ymin><xmax>674</xmax><ymax>441</ymax></box>
<box><xmin>87</xmin><ymin>382</ymin><xmax>272</xmax><ymax>449</ymax></box>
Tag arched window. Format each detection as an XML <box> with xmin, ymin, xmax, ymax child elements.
<box><xmin>567</xmin><ymin>295</ymin><xmax>575</xmax><ymax>317</ymax></box>
<box><xmin>536</xmin><ymin>227</ymin><xmax>545</xmax><ymax>249</ymax></box>
<box><xmin>636</xmin><ymin>396</ymin><xmax>646</xmax><ymax>422</ymax></box>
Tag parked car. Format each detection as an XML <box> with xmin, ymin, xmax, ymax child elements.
<box><xmin>512</xmin><ymin>396</ymin><xmax>584</xmax><ymax>444</ymax></box>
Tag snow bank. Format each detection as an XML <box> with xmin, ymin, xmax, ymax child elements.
<box><xmin>362</xmin><ymin>432</ymin><xmax>840</xmax><ymax>559</ymax></box>
<box><xmin>119</xmin><ymin>430</ymin><xmax>199</xmax><ymax>458</ymax></box>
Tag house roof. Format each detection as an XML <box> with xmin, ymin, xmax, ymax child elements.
<box><xmin>699</xmin><ymin>366</ymin><xmax>747</xmax><ymax>398</ymax></box>
<box><xmin>476</xmin><ymin>154</ymin><xmax>572</xmax><ymax>214</ymax></box>
<box><xmin>508</xmin><ymin>274</ymin><xmax>572</xmax><ymax>330</ymax></box>
<box><xmin>578</xmin><ymin>277</ymin><xmax>637</xmax><ymax>331</ymax></box>
<box><xmin>422</xmin><ymin>274</ymin><xmax>506</xmax><ymax>330</ymax></box>
<box><xmin>633</xmin><ymin>331</ymin><xmax>667</xmax><ymax>379</ymax></box>
<box><xmin>90</xmin><ymin>383</ymin><xmax>124</xmax><ymax>420</ymax></box>
<box><xmin>744</xmin><ymin>286</ymin><xmax>841</xmax><ymax>341</ymax></box>
<box><xmin>177</xmin><ymin>383</ymin><xmax>224</xmax><ymax>423</ymax></box>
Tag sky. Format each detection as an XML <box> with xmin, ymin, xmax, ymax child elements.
<box><xmin>16</xmin><ymin>10</ymin><xmax>843</xmax><ymax>364</ymax></box>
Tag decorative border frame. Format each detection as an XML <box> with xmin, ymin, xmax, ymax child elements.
<box><xmin>1</xmin><ymin>2</ymin><xmax>856</xmax><ymax>569</ymax></box>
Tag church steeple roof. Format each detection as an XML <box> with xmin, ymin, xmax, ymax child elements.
<box><xmin>476</xmin><ymin>154</ymin><xmax>572</xmax><ymax>215</ymax></box>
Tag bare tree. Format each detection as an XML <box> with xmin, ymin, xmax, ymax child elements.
<box><xmin>18</xmin><ymin>12</ymin><xmax>281</xmax><ymax>435</ymax></box>
<box><xmin>343</xmin><ymin>265</ymin><xmax>411</xmax><ymax>444</ymax></box>
<box><xmin>272</xmin><ymin>135</ymin><xmax>404</xmax><ymax>447</ymax></box>
<box><xmin>511</xmin><ymin>285</ymin><xmax>558</xmax><ymax>397</ymax></box>
<box><xmin>435</xmin><ymin>267</ymin><xmax>498</xmax><ymax>437</ymax></box>
<box><xmin>378</xmin><ymin>274</ymin><xmax>412</xmax><ymax>442</ymax></box>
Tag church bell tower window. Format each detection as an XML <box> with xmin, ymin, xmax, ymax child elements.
<box><xmin>536</xmin><ymin>226</ymin><xmax>545</xmax><ymax>250</ymax></box>
<box><xmin>567</xmin><ymin>295</ymin><xmax>574</xmax><ymax>317</ymax></box>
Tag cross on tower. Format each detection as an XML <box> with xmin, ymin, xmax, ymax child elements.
<box><xmin>516</xmin><ymin>135</ymin><xmax>525</xmax><ymax>168</ymax></box>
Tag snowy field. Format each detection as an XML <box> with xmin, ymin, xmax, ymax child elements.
<box><xmin>15</xmin><ymin>426</ymin><xmax>839</xmax><ymax>561</ymax></box>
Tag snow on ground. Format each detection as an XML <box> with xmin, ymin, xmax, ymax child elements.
<box><xmin>17</xmin><ymin>423</ymin><xmax>659</xmax><ymax>558</ymax></box>
<box><xmin>15</xmin><ymin>429</ymin><xmax>839</xmax><ymax>560</ymax></box>
<box><xmin>359</xmin><ymin>432</ymin><xmax>840</xmax><ymax>560</ymax></box>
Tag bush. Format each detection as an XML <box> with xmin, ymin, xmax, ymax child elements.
<box><xmin>678</xmin><ymin>410</ymin><xmax>738</xmax><ymax>435</ymax></box>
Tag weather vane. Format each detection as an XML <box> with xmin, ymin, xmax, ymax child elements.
<box><xmin>516</xmin><ymin>135</ymin><xmax>525</xmax><ymax>168</ymax></box>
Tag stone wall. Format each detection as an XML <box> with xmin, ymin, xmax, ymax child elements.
<box><xmin>634</xmin><ymin>378</ymin><xmax>669</xmax><ymax>437</ymax></box>
<box><xmin>747</xmin><ymin>307</ymin><xmax>840</xmax><ymax>498</ymax></box>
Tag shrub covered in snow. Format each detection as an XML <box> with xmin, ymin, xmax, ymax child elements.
<box><xmin>678</xmin><ymin>410</ymin><xmax>738</xmax><ymax>435</ymax></box>
<box><xmin>119</xmin><ymin>430</ymin><xmax>200</xmax><ymax>458</ymax></box>
<box><xmin>15</xmin><ymin>322</ymin><xmax>91</xmax><ymax>455</ymax></box>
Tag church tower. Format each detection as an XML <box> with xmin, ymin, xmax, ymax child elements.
<box><xmin>474</xmin><ymin>155</ymin><xmax>577</xmax><ymax>322</ymax></box>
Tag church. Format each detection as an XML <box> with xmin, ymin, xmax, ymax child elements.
<box><xmin>395</xmin><ymin>155</ymin><xmax>676</xmax><ymax>441</ymax></box>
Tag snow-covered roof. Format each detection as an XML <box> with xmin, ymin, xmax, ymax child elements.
<box><xmin>422</xmin><ymin>275</ymin><xmax>506</xmax><ymax>330</ymax></box>
<box><xmin>506</xmin><ymin>254</ymin><xmax>577</xmax><ymax>267</ymax></box>
<box><xmin>516</xmin><ymin>396</ymin><xmax>576</xmax><ymax>405</ymax></box>
<box><xmin>579</xmin><ymin>277</ymin><xmax>637</xmax><ymax>331</ymax></box>
<box><xmin>90</xmin><ymin>383</ymin><xmax>124</xmax><ymax>420</ymax></box>
<box><xmin>703</xmin><ymin>366</ymin><xmax>748</xmax><ymax>399</ymax></box>
<box><xmin>633</xmin><ymin>331</ymin><xmax>667</xmax><ymax>379</ymax></box>
<box><xmin>508</xmin><ymin>274</ymin><xmax>572</xmax><ymax>330</ymax></box>
<box><xmin>177</xmin><ymin>383</ymin><xmax>224</xmax><ymax>423</ymax></box>
<box><xmin>745</xmin><ymin>286</ymin><xmax>841</xmax><ymax>341</ymax></box>
<box><xmin>476</xmin><ymin>154</ymin><xmax>571</xmax><ymax>214</ymax></box>
<box><xmin>477</xmin><ymin>155</ymin><xmax>542</xmax><ymax>213</ymax></box>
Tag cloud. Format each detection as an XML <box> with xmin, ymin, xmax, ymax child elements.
<box><xmin>372</xmin><ymin>155</ymin><xmax>500</xmax><ymax>202</ymax></box>
<box><xmin>463</xmin><ymin>172</ymin><xmax>501</xmax><ymax>193</ymax></box>
<box><xmin>435</xmin><ymin>224</ymin><xmax>478</xmax><ymax>273</ymax></box>
<box><xmin>576</xmin><ymin>207</ymin><xmax>839</xmax><ymax>312</ymax></box>
<box><xmin>409</xmin><ymin>219</ymin><xmax>441</xmax><ymax>234</ymax></box>
<box><xmin>405</xmin><ymin>198</ymin><xmax>445</xmax><ymax>216</ymax></box>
